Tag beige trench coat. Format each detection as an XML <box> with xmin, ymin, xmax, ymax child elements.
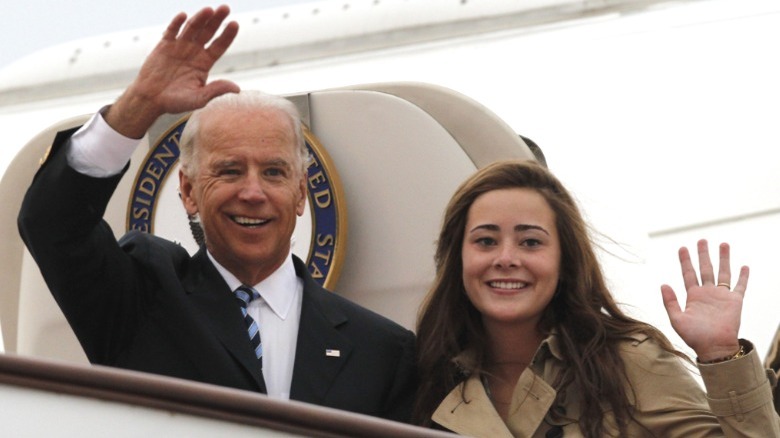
<box><xmin>432</xmin><ymin>334</ymin><xmax>779</xmax><ymax>437</ymax></box>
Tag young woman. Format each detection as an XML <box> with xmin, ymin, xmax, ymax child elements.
<box><xmin>414</xmin><ymin>160</ymin><xmax>779</xmax><ymax>436</ymax></box>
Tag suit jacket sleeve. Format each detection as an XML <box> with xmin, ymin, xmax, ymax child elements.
<box><xmin>380</xmin><ymin>325</ymin><xmax>417</xmax><ymax>422</ymax></box>
<box><xmin>17</xmin><ymin>129</ymin><xmax>149</xmax><ymax>364</ymax></box>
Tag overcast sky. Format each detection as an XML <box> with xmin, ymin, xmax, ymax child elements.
<box><xmin>1</xmin><ymin>1</ymin><xmax>311</xmax><ymax>69</ymax></box>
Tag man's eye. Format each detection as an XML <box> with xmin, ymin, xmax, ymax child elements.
<box><xmin>219</xmin><ymin>168</ymin><xmax>240</xmax><ymax>176</ymax></box>
<box><xmin>265</xmin><ymin>168</ymin><xmax>285</xmax><ymax>177</ymax></box>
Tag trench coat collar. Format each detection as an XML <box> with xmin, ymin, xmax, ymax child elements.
<box><xmin>432</xmin><ymin>370</ymin><xmax>557</xmax><ymax>437</ymax></box>
<box><xmin>436</xmin><ymin>333</ymin><xmax>563</xmax><ymax>437</ymax></box>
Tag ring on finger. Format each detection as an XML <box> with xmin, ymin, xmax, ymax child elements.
<box><xmin>717</xmin><ymin>282</ymin><xmax>731</xmax><ymax>290</ymax></box>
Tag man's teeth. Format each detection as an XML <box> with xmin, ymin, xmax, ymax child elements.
<box><xmin>489</xmin><ymin>281</ymin><xmax>526</xmax><ymax>289</ymax></box>
<box><xmin>233</xmin><ymin>216</ymin><xmax>269</xmax><ymax>226</ymax></box>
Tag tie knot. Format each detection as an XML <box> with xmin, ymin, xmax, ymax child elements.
<box><xmin>234</xmin><ymin>285</ymin><xmax>260</xmax><ymax>308</ymax></box>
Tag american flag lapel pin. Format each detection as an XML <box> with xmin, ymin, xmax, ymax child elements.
<box><xmin>326</xmin><ymin>349</ymin><xmax>341</xmax><ymax>357</ymax></box>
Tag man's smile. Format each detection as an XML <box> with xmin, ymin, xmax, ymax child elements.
<box><xmin>231</xmin><ymin>215</ymin><xmax>270</xmax><ymax>227</ymax></box>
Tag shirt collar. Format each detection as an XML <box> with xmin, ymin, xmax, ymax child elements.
<box><xmin>207</xmin><ymin>251</ymin><xmax>298</xmax><ymax>320</ymax></box>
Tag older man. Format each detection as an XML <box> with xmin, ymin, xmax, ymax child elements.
<box><xmin>18</xmin><ymin>5</ymin><xmax>416</xmax><ymax>422</ymax></box>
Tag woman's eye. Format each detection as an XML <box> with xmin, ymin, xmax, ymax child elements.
<box><xmin>475</xmin><ymin>237</ymin><xmax>496</xmax><ymax>246</ymax></box>
<box><xmin>522</xmin><ymin>238</ymin><xmax>542</xmax><ymax>247</ymax></box>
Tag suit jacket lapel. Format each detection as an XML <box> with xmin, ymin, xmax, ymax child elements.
<box><xmin>289</xmin><ymin>256</ymin><xmax>353</xmax><ymax>405</ymax></box>
<box><xmin>184</xmin><ymin>247</ymin><xmax>267</xmax><ymax>392</ymax></box>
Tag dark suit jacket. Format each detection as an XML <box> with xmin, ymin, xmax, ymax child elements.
<box><xmin>18</xmin><ymin>129</ymin><xmax>417</xmax><ymax>422</ymax></box>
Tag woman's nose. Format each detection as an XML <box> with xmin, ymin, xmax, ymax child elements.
<box><xmin>494</xmin><ymin>243</ymin><xmax>520</xmax><ymax>268</ymax></box>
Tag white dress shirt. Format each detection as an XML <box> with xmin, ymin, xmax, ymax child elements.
<box><xmin>209</xmin><ymin>252</ymin><xmax>303</xmax><ymax>400</ymax></box>
<box><xmin>66</xmin><ymin>110</ymin><xmax>304</xmax><ymax>399</ymax></box>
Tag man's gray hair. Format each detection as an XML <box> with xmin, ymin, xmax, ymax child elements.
<box><xmin>179</xmin><ymin>90</ymin><xmax>309</xmax><ymax>177</ymax></box>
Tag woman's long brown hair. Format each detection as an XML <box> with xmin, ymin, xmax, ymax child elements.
<box><xmin>413</xmin><ymin>160</ymin><xmax>686</xmax><ymax>437</ymax></box>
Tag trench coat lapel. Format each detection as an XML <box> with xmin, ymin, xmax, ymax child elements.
<box><xmin>434</xmin><ymin>375</ymin><xmax>514</xmax><ymax>438</ymax></box>
<box><xmin>433</xmin><ymin>370</ymin><xmax>556</xmax><ymax>438</ymax></box>
<box><xmin>506</xmin><ymin>368</ymin><xmax>556</xmax><ymax>436</ymax></box>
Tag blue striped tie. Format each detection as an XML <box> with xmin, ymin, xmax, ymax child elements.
<box><xmin>234</xmin><ymin>285</ymin><xmax>263</xmax><ymax>363</ymax></box>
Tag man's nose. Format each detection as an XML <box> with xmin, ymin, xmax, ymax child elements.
<box><xmin>238</xmin><ymin>174</ymin><xmax>268</xmax><ymax>202</ymax></box>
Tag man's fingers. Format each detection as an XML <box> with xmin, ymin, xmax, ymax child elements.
<box><xmin>179</xmin><ymin>7</ymin><xmax>216</xmax><ymax>43</ymax></box>
<box><xmin>163</xmin><ymin>12</ymin><xmax>188</xmax><ymax>41</ymax></box>
<box><xmin>201</xmin><ymin>80</ymin><xmax>241</xmax><ymax>104</ymax></box>
<box><xmin>171</xmin><ymin>6</ymin><xmax>236</xmax><ymax>63</ymax></box>
<box><xmin>193</xmin><ymin>5</ymin><xmax>232</xmax><ymax>46</ymax></box>
<box><xmin>207</xmin><ymin>21</ymin><xmax>239</xmax><ymax>61</ymax></box>
<box><xmin>201</xmin><ymin>5</ymin><xmax>232</xmax><ymax>41</ymax></box>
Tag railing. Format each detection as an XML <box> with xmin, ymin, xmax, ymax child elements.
<box><xmin>0</xmin><ymin>353</ymin><xmax>453</xmax><ymax>437</ymax></box>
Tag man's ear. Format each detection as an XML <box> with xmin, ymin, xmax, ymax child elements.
<box><xmin>296</xmin><ymin>171</ymin><xmax>307</xmax><ymax>217</ymax></box>
<box><xmin>179</xmin><ymin>169</ymin><xmax>199</xmax><ymax>216</ymax></box>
